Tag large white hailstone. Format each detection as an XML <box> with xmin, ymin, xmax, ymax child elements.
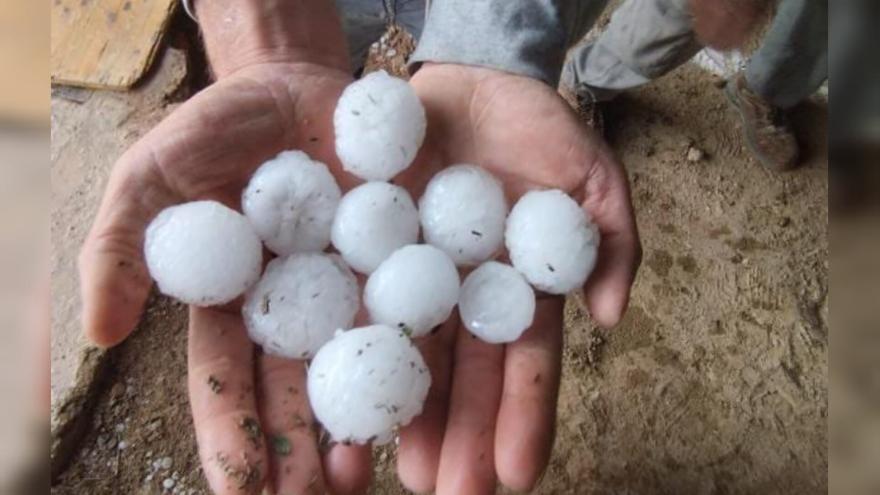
<box><xmin>364</xmin><ymin>245</ymin><xmax>459</xmax><ymax>337</ymax></box>
<box><xmin>331</xmin><ymin>182</ymin><xmax>420</xmax><ymax>274</ymax></box>
<box><xmin>419</xmin><ymin>164</ymin><xmax>508</xmax><ymax>266</ymax></box>
<box><xmin>459</xmin><ymin>261</ymin><xmax>536</xmax><ymax>344</ymax></box>
<box><xmin>144</xmin><ymin>201</ymin><xmax>262</xmax><ymax>306</ymax></box>
<box><xmin>241</xmin><ymin>150</ymin><xmax>341</xmax><ymax>255</ymax></box>
<box><xmin>334</xmin><ymin>70</ymin><xmax>426</xmax><ymax>181</ymax></box>
<box><xmin>242</xmin><ymin>253</ymin><xmax>359</xmax><ymax>359</ymax></box>
<box><xmin>307</xmin><ymin>325</ymin><xmax>431</xmax><ymax>445</ymax></box>
<box><xmin>506</xmin><ymin>189</ymin><xmax>600</xmax><ymax>294</ymax></box>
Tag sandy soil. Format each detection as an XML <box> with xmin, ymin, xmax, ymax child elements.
<box><xmin>51</xmin><ymin>21</ymin><xmax>827</xmax><ymax>495</ymax></box>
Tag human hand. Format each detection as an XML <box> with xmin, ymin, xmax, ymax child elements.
<box><xmin>78</xmin><ymin>2</ymin><xmax>374</xmax><ymax>493</ymax></box>
<box><xmin>393</xmin><ymin>63</ymin><xmax>642</xmax><ymax>494</ymax></box>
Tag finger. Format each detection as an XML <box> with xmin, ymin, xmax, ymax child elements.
<box><xmin>255</xmin><ymin>354</ymin><xmax>327</xmax><ymax>495</ymax></box>
<box><xmin>435</xmin><ymin>325</ymin><xmax>505</xmax><ymax>494</ymax></box>
<box><xmin>188</xmin><ymin>307</ymin><xmax>268</xmax><ymax>495</ymax></box>
<box><xmin>581</xmin><ymin>146</ymin><xmax>642</xmax><ymax>328</ymax></box>
<box><xmin>583</xmin><ymin>225</ymin><xmax>642</xmax><ymax>328</ymax></box>
<box><xmin>397</xmin><ymin>318</ymin><xmax>457</xmax><ymax>493</ymax></box>
<box><xmin>323</xmin><ymin>444</ymin><xmax>373</xmax><ymax>495</ymax></box>
<box><xmin>495</xmin><ymin>298</ymin><xmax>564</xmax><ymax>491</ymax></box>
<box><xmin>79</xmin><ymin>156</ymin><xmax>179</xmax><ymax>347</ymax></box>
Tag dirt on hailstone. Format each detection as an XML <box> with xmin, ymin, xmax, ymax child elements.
<box><xmin>52</xmin><ymin>20</ymin><xmax>827</xmax><ymax>495</ymax></box>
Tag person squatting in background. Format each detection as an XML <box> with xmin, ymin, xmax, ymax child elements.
<box><xmin>561</xmin><ymin>0</ymin><xmax>828</xmax><ymax>171</ymax></box>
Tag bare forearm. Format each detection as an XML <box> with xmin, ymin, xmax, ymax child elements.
<box><xmin>192</xmin><ymin>0</ymin><xmax>350</xmax><ymax>78</ymax></box>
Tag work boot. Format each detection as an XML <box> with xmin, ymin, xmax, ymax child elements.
<box><xmin>725</xmin><ymin>72</ymin><xmax>800</xmax><ymax>171</ymax></box>
<box><xmin>559</xmin><ymin>84</ymin><xmax>606</xmax><ymax>136</ymax></box>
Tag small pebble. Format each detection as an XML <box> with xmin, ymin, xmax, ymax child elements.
<box><xmin>160</xmin><ymin>457</ymin><xmax>173</xmax><ymax>469</ymax></box>
<box><xmin>687</xmin><ymin>146</ymin><xmax>705</xmax><ymax>162</ymax></box>
<box><xmin>163</xmin><ymin>478</ymin><xmax>175</xmax><ymax>489</ymax></box>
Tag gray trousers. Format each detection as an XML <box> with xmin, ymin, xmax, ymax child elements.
<box><xmin>563</xmin><ymin>0</ymin><xmax>829</xmax><ymax>109</ymax></box>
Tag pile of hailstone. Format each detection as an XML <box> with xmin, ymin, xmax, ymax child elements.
<box><xmin>143</xmin><ymin>70</ymin><xmax>600</xmax><ymax>445</ymax></box>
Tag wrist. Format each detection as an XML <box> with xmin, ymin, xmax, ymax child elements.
<box><xmin>191</xmin><ymin>0</ymin><xmax>350</xmax><ymax>78</ymax></box>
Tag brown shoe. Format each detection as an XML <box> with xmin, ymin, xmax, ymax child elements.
<box><xmin>725</xmin><ymin>73</ymin><xmax>799</xmax><ymax>171</ymax></box>
<box><xmin>559</xmin><ymin>86</ymin><xmax>606</xmax><ymax>136</ymax></box>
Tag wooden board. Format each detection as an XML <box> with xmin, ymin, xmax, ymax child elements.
<box><xmin>51</xmin><ymin>0</ymin><xmax>177</xmax><ymax>90</ymax></box>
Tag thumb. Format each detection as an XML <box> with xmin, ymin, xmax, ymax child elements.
<box><xmin>78</xmin><ymin>149</ymin><xmax>178</xmax><ymax>347</ymax></box>
<box><xmin>579</xmin><ymin>141</ymin><xmax>642</xmax><ymax>328</ymax></box>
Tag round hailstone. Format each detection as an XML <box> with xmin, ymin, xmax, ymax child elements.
<box><xmin>308</xmin><ymin>325</ymin><xmax>430</xmax><ymax>445</ymax></box>
<box><xmin>459</xmin><ymin>261</ymin><xmax>536</xmax><ymax>344</ymax></box>
<box><xmin>242</xmin><ymin>253</ymin><xmax>359</xmax><ymax>359</ymax></box>
<box><xmin>331</xmin><ymin>182</ymin><xmax>419</xmax><ymax>274</ymax></box>
<box><xmin>506</xmin><ymin>189</ymin><xmax>600</xmax><ymax>294</ymax></box>
<box><xmin>334</xmin><ymin>70</ymin><xmax>426</xmax><ymax>181</ymax></box>
<box><xmin>145</xmin><ymin>201</ymin><xmax>262</xmax><ymax>306</ymax></box>
<box><xmin>364</xmin><ymin>245</ymin><xmax>459</xmax><ymax>337</ymax></box>
<box><xmin>419</xmin><ymin>164</ymin><xmax>508</xmax><ymax>266</ymax></box>
<box><xmin>241</xmin><ymin>150</ymin><xmax>341</xmax><ymax>255</ymax></box>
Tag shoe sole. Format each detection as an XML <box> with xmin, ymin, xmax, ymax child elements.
<box><xmin>558</xmin><ymin>86</ymin><xmax>605</xmax><ymax>137</ymax></box>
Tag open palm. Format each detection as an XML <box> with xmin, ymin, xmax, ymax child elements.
<box><xmin>78</xmin><ymin>61</ymin><xmax>378</xmax><ymax>494</ymax></box>
<box><xmin>80</xmin><ymin>47</ymin><xmax>640</xmax><ymax>495</ymax></box>
<box><xmin>392</xmin><ymin>63</ymin><xmax>642</xmax><ymax>494</ymax></box>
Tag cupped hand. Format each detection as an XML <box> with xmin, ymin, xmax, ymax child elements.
<box><xmin>394</xmin><ymin>63</ymin><xmax>642</xmax><ymax>494</ymax></box>
<box><xmin>78</xmin><ymin>60</ymin><xmax>372</xmax><ymax>494</ymax></box>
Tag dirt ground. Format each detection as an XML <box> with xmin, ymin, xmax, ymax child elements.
<box><xmin>51</xmin><ymin>20</ymin><xmax>828</xmax><ymax>495</ymax></box>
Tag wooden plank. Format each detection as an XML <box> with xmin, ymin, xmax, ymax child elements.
<box><xmin>51</xmin><ymin>0</ymin><xmax>177</xmax><ymax>90</ymax></box>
